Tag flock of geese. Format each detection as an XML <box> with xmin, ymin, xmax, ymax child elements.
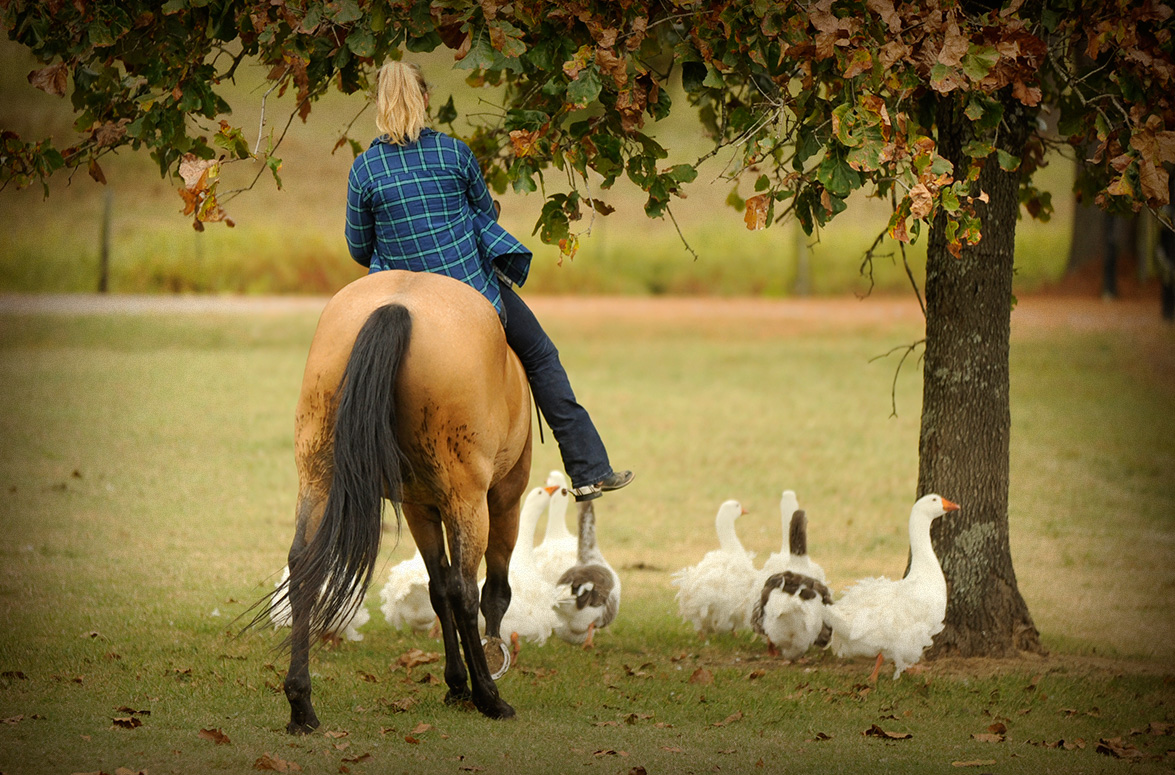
<box><xmin>673</xmin><ymin>490</ymin><xmax>959</xmax><ymax>680</ymax></box>
<box><xmin>269</xmin><ymin>476</ymin><xmax>958</xmax><ymax>682</ymax></box>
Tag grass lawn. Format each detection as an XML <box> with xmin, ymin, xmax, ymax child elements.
<box><xmin>0</xmin><ymin>293</ymin><xmax>1172</xmax><ymax>774</ymax></box>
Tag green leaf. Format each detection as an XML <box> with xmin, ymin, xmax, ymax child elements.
<box><xmin>667</xmin><ymin>164</ymin><xmax>697</xmax><ymax>184</ymax></box>
<box><xmin>332</xmin><ymin>0</ymin><xmax>362</xmax><ymax>25</ymax></box>
<box><xmin>681</xmin><ymin>61</ymin><xmax>707</xmax><ymax>93</ymax></box>
<box><xmin>941</xmin><ymin>187</ymin><xmax>960</xmax><ymax>212</ymax></box>
<box><xmin>702</xmin><ymin>65</ymin><xmax>725</xmax><ymax>89</ymax></box>
<box><xmin>266</xmin><ymin>154</ymin><xmax>283</xmax><ymax>189</ymax></box>
<box><xmin>996</xmin><ymin>149</ymin><xmax>1020</xmax><ymax>172</ymax></box>
<box><xmin>347</xmin><ymin>26</ymin><xmax>375</xmax><ymax>58</ymax></box>
<box><xmin>816</xmin><ymin>150</ymin><xmax>861</xmax><ymax>197</ymax></box>
<box><xmin>754</xmin><ymin>174</ymin><xmax>769</xmax><ymax>192</ymax></box>
<box><xmin>566</xmin><ymin>67</ymin><xmax>602</xmax><ymax>106</ymax></box>
<box><xmin>961</xmin><ymin>45</ymin><xmax>999</xmax><ymax>81</ymax></box>
<box><xmin>963</xmin><ymin>140</ymin><xmax>995</xmax><ymax>159</ymax></box>
<box><xmin>726</xmin><ymin>186</ymin><xmax>746</xmax><ymax>210</ymax></box>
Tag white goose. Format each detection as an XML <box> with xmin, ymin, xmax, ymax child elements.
<box><xmin>823</xmin><ymin>493</ymin><xmax>960</xmax><ymax>681</ymax></box>
<box><xmin>756</xmin><ymin>491</ymin><xmax>825</xmax><ymax>585</ymax></box>
<box><xmin>269</xmin><ymin>565</ymin><xmax>370</xmax><ymax>643</ymax></box>
<box><xmin>499</xmin><ymin>486</ymin><xmax>560</xmax><ymax>652</ymax></box>
<box><xmin>672</xmin><ymin>500</ymin><xmax>758</xmax><ymax>635</ymax></box>
<box><xmin>532</xmin><ymin>472</ymin><xmax>577</xmax><ymax>585</ymax></box>
<box><xmin>750</xmin><ymin>508</ymin><xmax>833</xmax><ymax>658</ymax></box>
<box><xmin>379</xmin><ymin>548</ymin><xmax>435</xmax><ymax>633</ymax></box>
<box><xmin>552</xmin><ymin>499</ymin><xmax>621</xmax><ymax>647</ymax></box>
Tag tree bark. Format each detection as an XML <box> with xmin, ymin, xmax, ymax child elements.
<box><xmin>919</xmin><ymin>94</ymin><xmax>1044</xmax><ymax>658</ymax></box>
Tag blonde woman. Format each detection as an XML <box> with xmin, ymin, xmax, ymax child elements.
<box><xmin>345</xmin><ymin>60</ymin><xmax>632</xmax><ymax>502</ymax></box>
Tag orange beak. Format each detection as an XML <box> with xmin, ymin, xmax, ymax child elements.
<box><xmin>942</xmin><ymin>498</ymin><xmax>961</xmax><ymax>512</ymax></box>
<box><xmin>543</xmin><ymin>485</ymin><xmax>559</xmax><ymax>494</ymax></box>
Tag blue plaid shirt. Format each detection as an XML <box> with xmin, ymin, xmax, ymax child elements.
<box><xmin>345</xmin><ymin>128</ymin><xmax>531</xmax><ymax>312</ymax></box>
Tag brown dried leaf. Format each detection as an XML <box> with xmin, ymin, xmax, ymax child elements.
<box><xmin>112</xmin><ymin>716</ymin><xmax>142</xmax><ymax>729</ymax></box>
<box><xmin>324</xmin><ymin>730</ymin><xmax>349</xmax><ymax>739</ymax></box>
<box><xmin>712</xmin><ymin>711</ymin><xmax>744</xmax><ymax>727</ymax></box>
<box><xmin>744</xmin><ymin>194</ymin><xmax>769</xmax><ymax>231</ymax></box>
<box><xmin>396</xmin><ymin>649</ymin><xmax>440</xmax><ymax>670</ymax></box>
<box><xmin>909</xmin><ymin>183</ymin><xmax>934</xmax><ymax>219</ymax></box>
<box><xmin>509</xmin><ymin>129</ymin><xmax>540</xmax><ymax>158</ymax></box>
<box><xmin>199</xmin><ymin>727</ymin><xmax>231</xmax><ymax>745</ymax></box>
<box><xmin>1011</xmin><ymin>80</ymin><xmax>1042</xmax><ymax>106</ymax></box>
<box><xmin>688</xmin><ymin>667</ymin><xmax>714</xmax><ymax>685</ymax></box>
<box><xmin>971</xmin><ymin>733</ymin><xmax>1005</xmax><ymax>743</ymax></box>
<box><xmin>341</xmin><ymin>753</ymin><xmax>371</xmax><ymax>764</ymax></box>
<box><xmin>254</xmin><ymin>752</ymin><xmax>302</xmax><ymax>771</ymax></box>
<box><xmin>28</xmin><ymin>62</ymin><xmax>68</xmax><ymax>97</ymax></box>
<box><xmin>410</xmin><ymin>722</ymin><xmax>433</xmax><ymax>735</ymax></box>
<box><xmin>952</xmin><ymin>760</ymin><xmax>996</xmax><ymax>768</ymax></box>
<box><xmin>1096</xmin><ymin>737</ymin><xmax>1144</xmax><ymax>759</ymax></box>
<box><xmin>864</xmin><ymin>724</ymin><xmax>911</xmax><ymax>740</ymax></box>
<box><xmin>938</xmin><ymin>21</ymin><xmax>969</xmax><ymax>66</ymax></box>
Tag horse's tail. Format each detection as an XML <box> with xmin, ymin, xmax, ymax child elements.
<box><xmin>293</xmin><ymin>303</ymin><xmax>413</xmax><ymax>640</ymax></box>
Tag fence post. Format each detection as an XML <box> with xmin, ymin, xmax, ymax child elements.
<box><xmin>98</xmin><ymin>188</ymin><xmax>112</xmax><ymax>293</ymax></box>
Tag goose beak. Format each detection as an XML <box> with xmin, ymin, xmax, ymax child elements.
<box><xmin>543</xmin><ymin>485</ymin><xmax>559</xmax><ymax>494</ymax></box>
<box><xmin>741</xmin><ymin>505</ymin><xmax>749</xmax><ymax>515</ymax></box>
<box><xmin>942</xmin><ymin>498</ymin><xmax>961</xmax><ymax>512</ymax></box>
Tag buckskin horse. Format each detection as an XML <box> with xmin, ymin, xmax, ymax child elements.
<box><xmin>268</xmin><ymin>269</ymin><xmax>532</xmax><ymax>731</ymax></box>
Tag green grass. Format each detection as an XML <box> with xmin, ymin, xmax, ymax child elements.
<box><xmin>0</xmin><ymin>39</ymin><xmax>1075</xmax><ymax>299</ymax></box>
<box><xmin>0</xmin><ymin>298</ymin><xmax>1172</xmax><ymax>774</ymax></box>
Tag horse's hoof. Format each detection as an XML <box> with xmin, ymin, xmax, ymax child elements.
<box><xmin>481</xmin><ymin>636</ymin><xmax>511</xmax><ymax>680</ymax></box>
<box><xmin>444</xmin><ymin>687</ymin><xmax>473</xmax><ymax>707</ymax></box>
<box><xmin>286</xmin><ymin>717</ymin><xmax>320</xmax><ymax>735</ymax></box>
<box><xmin>477</xmin><ymin>696</ymin><xmax>516</xmax><ymax>720</ymax></box>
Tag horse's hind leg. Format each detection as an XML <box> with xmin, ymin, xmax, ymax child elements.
<box><xmin>404</xmin><ymin>505</ymin><xmax>471</xmax><ymax>705</ymax></box>
<box><xmin>480</xmin><ymin>449</ymin><xmax>529</xmax><ymax>639</ymax></box>
<box><xmin>283</xmin><ymin>489</ymin><xmax>324</xmax><ymax>734</ymax></box>
<box><xmin>447</xmin><ymin>499</ymin><xmax>515</xmax><ymax>720</ymax></box>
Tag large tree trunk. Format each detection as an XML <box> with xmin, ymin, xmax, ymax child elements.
<box><xmin>919</xmin><ymin>94</ymin><xmax>1044</xmax><ymax>658</ymax></box>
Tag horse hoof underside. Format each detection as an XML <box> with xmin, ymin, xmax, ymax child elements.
<box><xmin>481</xmin><ymin>636</ymin><xmax>512</xmax><ymax>680</ymax></box>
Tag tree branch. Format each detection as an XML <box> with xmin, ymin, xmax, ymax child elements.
<box><xmin>869</xmin><ymin>338</ymin><xmax>926</xmax><ymax>418</ymax></box>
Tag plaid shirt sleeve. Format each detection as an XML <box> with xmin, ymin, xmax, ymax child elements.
<box><xmin>345</xmin><ymin>161</ymin><xmax>375</xmax><ymax>267</ymax></box>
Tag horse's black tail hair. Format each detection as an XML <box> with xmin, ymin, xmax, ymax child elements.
<box><xmin>285</xmin><ymin>303</ymin><xmax>413</xmax><ymax>642</ymax></box>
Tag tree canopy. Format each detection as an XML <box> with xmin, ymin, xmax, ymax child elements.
<box><xmin>3</xmin><ymin>0</ymin><xmax>1173</xmax><ymax>247</ymax></box>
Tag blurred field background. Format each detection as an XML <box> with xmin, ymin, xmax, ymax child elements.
<box><xmin>0</xmin><ymin>41</ymin><xmax>1078</xmax><ymax>298</ymax></box>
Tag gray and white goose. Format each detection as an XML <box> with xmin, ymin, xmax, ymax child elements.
<box><xmin>552</xmin><ymin>500</ymin><xmax>620</xmax><ymax>648</ymax></box>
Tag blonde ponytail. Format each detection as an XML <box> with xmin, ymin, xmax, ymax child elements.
<box><xmin>375</xmin><ymin>61</ymin><xmax>428</xmax><ymax>145</ymax></box>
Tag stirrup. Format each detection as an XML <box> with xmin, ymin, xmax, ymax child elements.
<box><xmin>572</xmin><ymin>470</ymin><xmax>634</xmax><ymax>502</ymax></box>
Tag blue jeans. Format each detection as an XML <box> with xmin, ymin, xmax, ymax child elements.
<box><xmin>499</xmin><ymin>284</ymin><xmax>612</xmax><ymax>489</ymax></box>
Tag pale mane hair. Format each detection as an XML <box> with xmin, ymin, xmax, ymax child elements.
<box><xmin>374</xmin><ymin>61</ymin><xmax>428</xmax><ymax>145</ymax></box>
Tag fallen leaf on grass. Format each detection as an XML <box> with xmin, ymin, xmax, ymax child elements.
<box><xmin>115</xmin><ymin>706</ymin><xmax>150</xmax><ymax>717</ymax></box>
<box><xmin>2</xmin><ymin>670</ymin><xmax>28</xmax><ymax>680</ymax></box>
<box><xmin>987</xmin><ymin>722</ymin><xmax>1007</xmax><ymax>735</ymax></box>
<box><xmin>1148</xmin><ymin>722</ymin><xmax>1175</xmax><ymax>736</ymax></box>
<box><xmin>1028</xmin><ymin>738</ymin><xmax>1085</xmax><ymax>750</ymax></box>
<box><xmin>592</xmin><ymin>749</ymin><xmax>628</xmax><ymax>757</ymax></box>
<box><xmin>3</xmin><ymin>715</ymin><xmax>24</xmax><ymax>725</ymax></box>
<box><xmin>341</xmin><ymin>753</ymin><xmax>371</xmax><ymax>764</ymax></box>
<box><xmin>810</xmin><ymin>732</ymin><xmax>832</xmax><ymax>741</ymax></box>
<box><xmin>357</xmin><ymin>671</ymin><xmax>380</xmax><ymax>683</ymax></box>
<box><xmin>628</xmin><ymin>767</ymin><xmax>648</xmax><ymax>775</ymax></box>
<box><xmin>396</xmin><ymin>649</ymin><xmax>440</xmax><ymax>670</ymax></box>
<box><xmin>971</xmin><ymin>733</ymin><xmax>1005</xmax><ymax>743</ymax></box>
<box><xmin>746</xmin><ymin>669</ymin><xmax>766</xmax><ymax>681</ymax></box>
<box><xmin>864</xmin><ymin>724</ymin><xmax>911</xmax><ymax>740</ymax></box>
<box><xmin>688</xmin><ymin>668</ymin><xmax>713</xmax><ymax>685</ymax></box>
<box><xmin>952</xmin><ymin>760</ymin><xmax>996</xmax><ymax>767</ymax></box>
<box><xmin>114</xmin><ymin>769</ymin><xmax>146</xmax><ymax>775</ymax></box>
<box><xmin>254</xmin><ymin>753</ymin><xmax>301</xmax><ymax>771</ymax></box>
<box><xmin>712</xmin><ymin>711</ymin><xmax>744</xmax><ymax>727</ymax></box>
<box><xmin>324</xmin><ymin>730</ymin><xmax>349</xmax><ymax>739</ymax></box>
<box><xmin>112</xmin><ymin>717</ymin><xmax>142</xmax><ymax>730</ymax></box>
<box><xmin>661</xmin><ymin>746</ymin><xmax>683</xmax><ymax>753</ymax></box>
<box><xmin>404</xmin><ymin>735</ymin><xmax>421</xmax><ymax>744</ymax></box>
<box><xmin>198</xmin><ymin>727</ymin><xmax>231</xmax><ymax>745</ymax></box>
<box><xmin>385</xmin><ymin>696</ymin><xmax>418</xmax><ymax>713</ymax></box>
<box><xmin>1096</xmin><ymin>737</ymin><xmax>1145</xmax><ymax>760</ymax></box>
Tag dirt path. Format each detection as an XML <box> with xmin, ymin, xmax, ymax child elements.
<box><xmin>0</xmin><ymin>291</ymin><xmax>1169</xmax><ymax>336</ymax></box>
